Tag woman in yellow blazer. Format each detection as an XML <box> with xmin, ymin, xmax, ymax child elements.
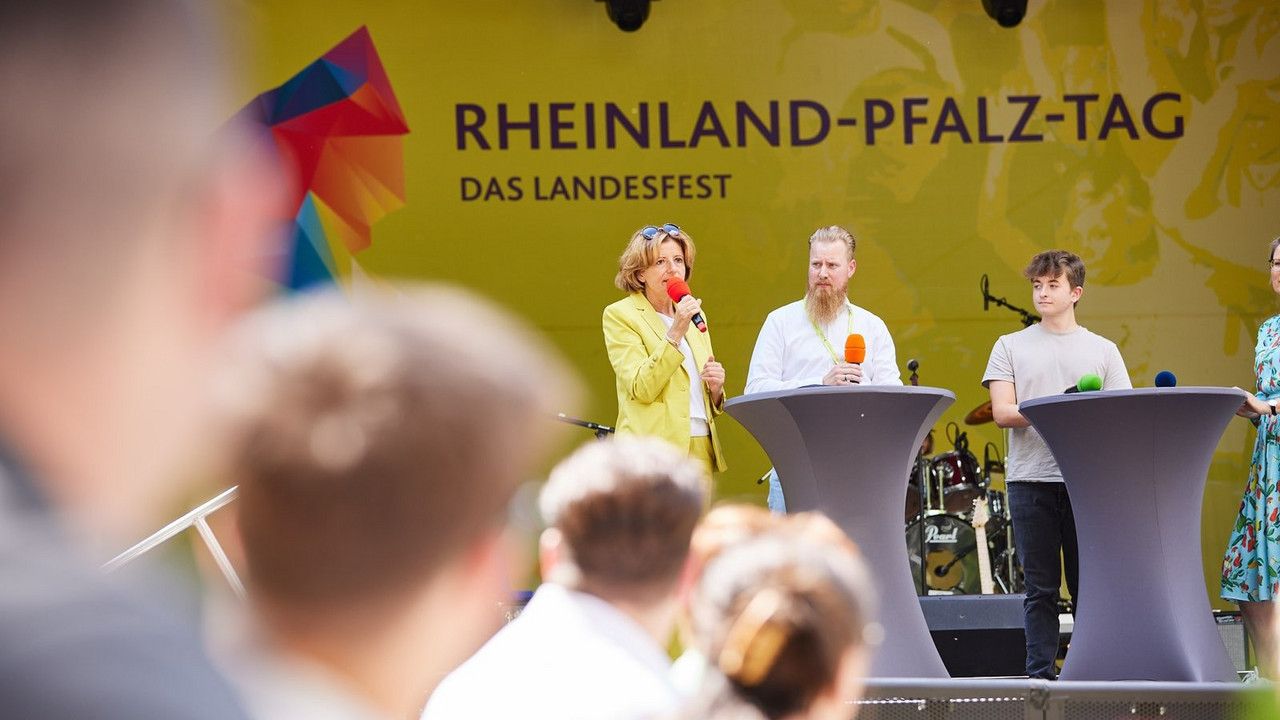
<box><xmin>603</xmin><ymin>224</ymin><xmax>727</xmax><ymax>475</ymax></box>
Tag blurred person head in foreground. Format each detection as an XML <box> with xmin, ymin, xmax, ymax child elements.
<box><xmin>211</xmin><ymin>284</ymin><xmax>579</xmax><ymax>720</ymax></box>
<box><xmin>0</xmin><ymin>0</ymin><xmax>282</xmax><ymax>543</ymax></box>
<box><xmin>0</xmin><ymin>0</ymin><xmax>284</xmax><ymax>718</ymax></box>
<box><xmin>672</xmin><ymin>507</ymin><xmax>861</xmax><ymax>696</ymax></box>
<box><xmin>677</xmin><ymin>525</ymin><xmax>878</xmax><ymax>720</ymax></box>
<box><xmin>422</xmin><ymin>436</ymin><xmax>709</xmax><ymax>720</ymax></box>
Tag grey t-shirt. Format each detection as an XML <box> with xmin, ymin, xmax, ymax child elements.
<box><xmin>981</xmin><ymin>324</ymin><xmax>1131</xmax><ymax>482</ymax></box>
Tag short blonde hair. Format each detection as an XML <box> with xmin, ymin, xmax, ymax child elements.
<box><xmin>808</xmin><ymin>226</ymin><xmax>856</xmax><ymax>261</ymax></box>
<box><xmin>614</xmin><ymin>225</ymin><xmax>696</xmax><ymax>293</ymax></box>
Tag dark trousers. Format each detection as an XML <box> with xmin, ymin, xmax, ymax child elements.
<box><xmin>1007</xmin><ymin>481</ymin><xmax>1079</xmax><ymax>680</ymax></box>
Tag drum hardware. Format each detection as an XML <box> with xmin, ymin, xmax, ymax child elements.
<box><xmin>905</xmin><ymin>423</ymin><xmax>1020</xmax><ymax>595</ymax></box>
<box><xmin>907</xmin><ymin>486</ymin><xmax>1019</xmax><ymax>596</ymax></box>
<box><xmin>963</xmin><ymin>400</ymin><xmax>994</xmax><ymax>426</ymax></box>
<box><xmin>905</xmin><ymin>462</ymin><xmax>923</xmax><ymax>521</ymax></box>
<box><xmin>927</xmin><ymin>423</ymin><xmax>984</xmax><ymax>514</ymax></box>
<box><xmin>931</xmin><ymin>451</ymin><xmax>984</xmax><ymax>514</ymax></box>
<box><xmin>906</xmin><ymin>427</ymin><xmax>984</xmax><ymax>518</ymax></box>
<box><xmin>982</xmin><ymin>441</ymin><xmax>1005</xmax><ymax>477</ymax></box>
<box><xmin>904</xmin><ymin>428</ymin><xmax>936</xmax><ymax>521</ymax></box>
<box><xmin>993</xmin><ymin>546</ymin><xmax>1021</xmax><ymax>594</ymax></box>
<box><xmin>985</xmin><ymin>487</ymin><xmax>1023</xmax><ymax>594</ymax></box>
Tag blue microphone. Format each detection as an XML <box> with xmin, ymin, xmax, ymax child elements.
<box><xmin>1154</xmin><ymin>371</ymin><xmax>1177</xmax><ymax>388</ymax></box>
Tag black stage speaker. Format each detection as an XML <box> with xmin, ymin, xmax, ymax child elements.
<box><xmin>919</xmin><ymin>594</ymin><xmax>1026</xmax><ymax>677</ymax></box>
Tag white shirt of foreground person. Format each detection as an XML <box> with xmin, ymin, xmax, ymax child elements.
<box><xmin>745</xmin><ymin>299</ymin><xmax>901</xmax><ymax>394</ymax></box>
<box><xmin>421</xmin><ymin>582</ymin><xmax>682</xmax><ymax>720</ymax></box>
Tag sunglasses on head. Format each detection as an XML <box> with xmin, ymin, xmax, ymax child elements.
<box><xmin>641</xmin><ymin>223</ymin><xmax>681</xmax><ymax>239</ymax></box>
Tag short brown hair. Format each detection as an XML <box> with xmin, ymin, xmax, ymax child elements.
<box><xmin>539</xmin><ymin>437</ymin><xmax>708</xmax><ymax>599</ymax></box>
<box><xmin>218</xmin><ymin>285</ymin><xmax>577</xmax><ymax>610</ymax></box>
<box><xmin>1023</xmin><ymin>250</ymin><xmax>1086</xmax><ymax>290</ymax></box>
<box><xmin>1268</xmin><ymin>236</ymin><xmax>1280</xmax><ymax>263</ymax></box>
<box><xmin>614</xmin><ymin>226</ymin><xmax>696</xmax><ymax>293</ymax></box>
<box><xmin>808</xmin><ymin>226</ymin><xmax>856</xmax><ymax>261</ymax></box>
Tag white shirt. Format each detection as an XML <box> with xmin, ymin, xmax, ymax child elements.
<box><xmin>658</xmin><ymin>314</ymin><xmax>710</xmax><ymax>436</ymax></box>
<box><xmin>745</xmin><ymin>299</ymin><xmax>901</xmax><ymax>394</ymax></box>
<box><xmin>421</xmin><ymin>583</ymin><xmax>681</xmax><ymax>720</ymax></box>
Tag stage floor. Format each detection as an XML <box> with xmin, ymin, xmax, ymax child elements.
<box><xmin>854</xmin><ymin>677</ymin><xmax>1275</xmax><ymax>720</ymax></box>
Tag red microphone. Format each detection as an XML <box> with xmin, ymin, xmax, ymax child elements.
<box><xmin>845</xmin><ymin>334</ymin><xmax>866</xmax><ymax>364</ymax></box>
<box><xmin>665</xmin><ymin>278</ymin><xmax>707</xmax><ymax>333</ymax></box>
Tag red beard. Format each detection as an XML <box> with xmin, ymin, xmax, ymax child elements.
<box><xmin>805</xmin><ymin>284</ymin><xmax>845</xmax><ymax>325</ymax></box>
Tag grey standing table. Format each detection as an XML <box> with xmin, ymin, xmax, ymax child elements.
<box><xmin>725</xmin><ymin>385</ymin><xmax>954</xmax><ymax>678</ymax></box>
<box><xmin>1019</xmin><ymin>387</ymin><xmax>1244</xmax><ymax>682</ymax></box>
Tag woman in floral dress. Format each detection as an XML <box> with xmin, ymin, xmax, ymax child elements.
<box><xmin>1221</xmin><ymin>236</ymin><xmax>1280</xmax><ymax>677</ymax></box>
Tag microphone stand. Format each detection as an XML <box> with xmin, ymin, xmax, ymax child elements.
<box><xmin>554</xmin><ymin>413</ymin><xmax>615</xmax><ymax>440</ymax></box>
<box><xmin>980</xmin><ymin>274</ymin><xmax>1040</xmax><ymax>328</ymax></box>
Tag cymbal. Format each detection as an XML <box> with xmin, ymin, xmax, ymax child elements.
<box><xmin>964</xmin><ymin>400</ymin><xmax>994</xmax><ymax>425</ymax></box>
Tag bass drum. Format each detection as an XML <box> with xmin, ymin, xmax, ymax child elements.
<box><xmin>906</xmin><ymin>514</ymin><xmax>979</xmax><ymax>595</ymax></box>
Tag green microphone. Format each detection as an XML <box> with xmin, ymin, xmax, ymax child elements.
<box><xmin>1064</xmin><ymin>373</ymin><xmax>1103</xmax><ymax>394</ymax></box>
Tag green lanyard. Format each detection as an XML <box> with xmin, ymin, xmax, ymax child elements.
<box><xmin>809</xmin><ymin>305</ymin><xmax>855</xmax><ymax>364</ymax></box>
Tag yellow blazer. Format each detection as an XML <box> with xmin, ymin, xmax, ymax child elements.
<box><xmin>602</xmin><ymin>292</ymin><xmax>727</xmax><ymax>472</ymax></box>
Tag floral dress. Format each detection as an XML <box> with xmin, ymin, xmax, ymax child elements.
<box><xmin>1222</xmin><ymin>314</ymin><xmax>1280</xmax><ymax>602</ymax></box>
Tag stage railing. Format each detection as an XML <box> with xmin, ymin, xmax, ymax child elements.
<box><xmin>854</xmin><ymin>678</ymin><xmax>1267</xmax><ymax>720</ymax></box>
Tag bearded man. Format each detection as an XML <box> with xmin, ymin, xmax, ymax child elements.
<box><xmin>744</xmin><ymin>225</ymin><xmax>901</xmax><ymax>511</ymax></box>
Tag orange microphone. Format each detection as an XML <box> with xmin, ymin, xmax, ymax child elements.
<box><xmin>845</xmin><ymin>334</ymin><xmax>866</xmax><ymax>364</ymax></box>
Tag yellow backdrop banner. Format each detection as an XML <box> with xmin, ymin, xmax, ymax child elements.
<box><xmin>233</xmin><ymin>0</ymin><xmax>1277</xmax><ymax>609</ymax></box>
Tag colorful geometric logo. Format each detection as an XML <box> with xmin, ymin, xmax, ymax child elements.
<box><xmin>235</xmin><ymin>26</ymin><xmax>409</xmax><ymax>291</ymax></box>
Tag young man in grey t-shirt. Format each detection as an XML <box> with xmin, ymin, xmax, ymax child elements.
<box><xmin>981</xmin><ymin>250</ymin><xmax>1130</xmax><ymax>680</ymax></box>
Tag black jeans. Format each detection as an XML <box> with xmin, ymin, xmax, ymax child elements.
<box><xmin>1007</xmin><ymin>482</ymin><xmax>1079</xmax><ymax>680</ymax></box>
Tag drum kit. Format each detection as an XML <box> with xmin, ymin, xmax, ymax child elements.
<box><xmin>905</xmin><ymin>401</ymin><xmax>1023</xmax><ymax>596</ymax></box>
